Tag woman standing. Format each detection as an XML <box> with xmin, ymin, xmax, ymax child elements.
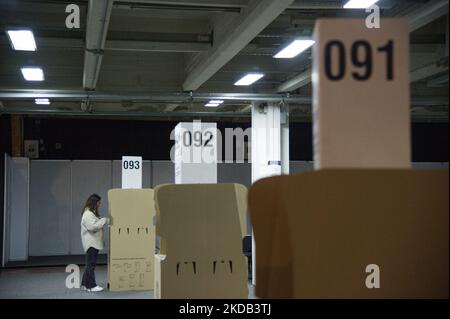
<box><xmin>80</xmin><ymin>193</ymin><xmax>110</xmax><ymax>292</ymax></box>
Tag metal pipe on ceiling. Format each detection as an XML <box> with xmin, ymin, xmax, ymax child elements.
<box><xmin>0</xmin><ymin>90</ymin><xmax>311</xmax><ymax>103</ymax></box>
<box><xmin>0</xmin><ymin>108</ymin><xmax>252</xmax><ymax>118</ymax></box>
<box><xmin>0</xmin><ymin>90</ymin><xmax>448</xmax><ymax>106</ymax></box>
<box><xmin>115</xmin><ymin>2</ymin><xmax>241</xmax><ymax>13</ymax></box>
<box><xmin>408</xmin><ymin>0</ymin><xmax>449</xmax><ymax>32</ymax></box>
<box><xmin>110</xmin><ymin>0</ymin><xmax>395</xmax><ymax>11</ymax></box>
<box><xmin>2</xmin><ymin>108</ymin><xmax>448</xmax><ymax>123</ymax></box>
<box><xmin>83</xmin><ymin>0</ymin><xmax>114</xmax><ymax>90</ymax></box>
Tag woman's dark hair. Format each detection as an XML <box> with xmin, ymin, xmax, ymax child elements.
<box><xmin>82</xmin><ymin>194</ymin><xmax>101</xmax><ymax>217</ymax></box>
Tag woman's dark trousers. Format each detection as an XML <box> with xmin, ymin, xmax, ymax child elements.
<box><xmin>81</xmin><ymin>247</ymin><xmax>99</xmax><ymax>289</ymax></box>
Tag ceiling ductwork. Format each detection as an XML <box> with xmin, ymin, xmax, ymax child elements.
<box><xmin>83</xmin><ymin>0</ymin><xmax>114</xmax><ymax>90</ymax></box>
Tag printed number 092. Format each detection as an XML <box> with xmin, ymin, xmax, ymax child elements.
<box><xmin>183</xmin><ymin>131</ymin><xmax>213</xmax><ymax>147</ymax></box>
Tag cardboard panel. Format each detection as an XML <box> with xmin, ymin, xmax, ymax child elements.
<box><xmin>154</xmin><ymin>183</ymin><xmax>248</xmax><ymax>298</ymax></box>
<box><xmin>107</xmin><ymin>188</ymin><xmax>155</xmax><ymax>291</ymax></box>
<box><xmin>249</xmin><ymin>169</ymin><xmax>449</xmax><ymax>298</ymax></box>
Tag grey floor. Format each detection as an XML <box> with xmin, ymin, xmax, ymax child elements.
<box><xmin>0</xmin><ymin>266</ymin><xmax>256</xmax><ymax>299</ymax></box>
<box><xmin>5</xmin><ymin>255</ymin><xmax>108</xmax><ymax>268</ymax></box>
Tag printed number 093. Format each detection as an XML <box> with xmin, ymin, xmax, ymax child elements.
<box><xmin>123</xmin><ymin>161</ymin><xmax>140</xmax><ymax>170</ymax></box>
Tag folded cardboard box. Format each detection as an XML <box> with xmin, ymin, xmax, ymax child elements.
<box><xmin>249</xmin><ymin>169</ymin><xmax>449</xmax><ymax>298</ymax></box>
<box><xmin>107</xmin><ymin>188</ymin><xmax>155</xmax><ymax>291</ymax></box>
<box><xmin>154</xmin><ymin>183</ymin><xmax>248</xmax><ymax>298</ymax></box>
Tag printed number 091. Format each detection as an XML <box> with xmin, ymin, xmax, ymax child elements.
<box><xmin>324</xmin><ymin>40</ymin><xmax>394</xmax><ymax>81</ymax></box>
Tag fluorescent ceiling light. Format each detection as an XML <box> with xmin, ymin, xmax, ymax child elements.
<box><xmin>208</xmin><ymin>100</ymin><xmax>224</xmax><ymax>104</ymax></box>
<box><xmin>343</xmin><ymin>0</ymin><xmax>379</xmax><ymax>9</ymax></box>
<box><xmin>21</xmin><ymin>67</ymin><xmax>44</xmax><ymax>81</ymax></box>
<box><xmin>234</xmin><ymin>73</ymin><xmax>265</xmax><ymax>86</ymax></box>
<box><xmin>6</xmin><ymin>30</ymin><xmax>37</xmax><ymax>51</ymax></box>
<box><xmin>204</xmin><ymin>99</ymin><xmax>224</xmax><ymax>107</ymax></box>
<box><xmin>35</xmin><ymin>98</ymin><xmax>50</xmax><ymax>105</ymax></box>
<box><xmin>274</xmin><ymin>39</ymin><xmax>315</xmax><ymax>59</ymax></box>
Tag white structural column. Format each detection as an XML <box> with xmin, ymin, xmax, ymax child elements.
<box><xmin>280</xmin><ymin>103</ymin><xmax>290</xmax><ymax>175</ymax></box>
<box><xmin>250</xmin><ymin>101</ymin><xmax>289</xmax><ymax>285</ymax></box>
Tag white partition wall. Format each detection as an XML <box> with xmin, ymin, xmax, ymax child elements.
<box><xmin>290</xmin><ymin>161</ymin><xmax>314</xmax><ymax>174</ymax></box>
<box><xmin>218</xmin><ymin>163</ymin><xmax>251</xmax><ymax>186</ymax></box>
<box><xmin>289</xmin><ymin>162</ymin><xmax>448</xmax><ymax>173</ymax></box>
<box><xmin>7</xmin><ymin>158</ymin><xmax>29</xmax><ymax>261</ymax></box>
<box><xmin>218</xmin><ymin>163</ymin><xmax>252</xmax><ymax>235</ymax></box>
<box><xmin>411</xmin><ymin>162</ymin><xmax>447</xmax><ymax>169</ymax></box>
<box><xmin>3</xmin><ymin>159</ymin><xmax>449</xmax><ymax>262</ymax></box>
<box><xmin>112</xmin><ymin>160</ymin><xmax>151</xmax><ymax>188</ymax></box>
<box><xmin>29</xmin><ymin>161</ymin><xmax>72</xmax><ymax>256</ymax></box>
<box><xmin>151</xmin><ymin>160</ymin><xmax>174</xmax><ymax>187</ymax></box>
<box><xmin>152</xmin><ymin>160</ymin><xmax>253</xmax><ymax>186</ymax></box>
<box><xmin>70</xmin><ymin>161</ymin><xmax>112</xmax><ymax>255</ymax></box>
<box><xmin>151</xmin><ymin>160</ymin><xmax>174</xmax><ymax>252</ymax></box>
<box><xmin>2</xmin><ymin>154</ymin><xmax>11</xmax><ymax>266</ymax></box>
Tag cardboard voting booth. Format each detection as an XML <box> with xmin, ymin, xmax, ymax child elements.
<box><xmin>154</xmin><ymin>183</ymin><xmax>248</xmax><ymax>298</ymax></box>
<box><xmin>107</xmin><ymin>188</ymin><xmax>155</xmax><ymax>291</ymax></box>
<box><xmin>248</xmin><ymin>169</ymin><xmax>449</xmax><ymax>298</ymax></box>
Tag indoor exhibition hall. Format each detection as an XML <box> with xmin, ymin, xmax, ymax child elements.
<box><xmin>0</xmin><ymin>0</ymin><xmax>448</xmax><ymax>301</ymax></box>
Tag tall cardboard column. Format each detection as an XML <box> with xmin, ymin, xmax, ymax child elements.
<box><xmin>251</xmin><ymin>101</ymin><xmax>289</xmax><ymax>284</ymax></box>
<box><xmin>174</xmin><ymin>121</ymin><xmax>217</xmax><ymax>183</ymax></box>
<box><xmin>107</xmin><ymin>156</ymin><xmax>155</xmax><ymax>291</ymax></box>
<box><xmin>247</xmin><ymin>19</ymin><xmax>448</xmax><ymax>299</ymax></box>
<box><xmin>280</xmin><ymin>103</ymin><xmax>290</xmax><ymax>175</ymax></box>
<box><xmin>313</xmin><ymin>19</ymin><xmax>410</xmax><ymax>169</ymax></box>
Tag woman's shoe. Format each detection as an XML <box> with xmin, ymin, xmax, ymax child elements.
<box><xmin>80</xmin><ymin>285</ymin><xmax>87</xmax><ymax>291</ymax></box>
<box><xmin>87</xmin><ymin>286</ymin><xmax>104</xmax><ymax>292</ymax></box>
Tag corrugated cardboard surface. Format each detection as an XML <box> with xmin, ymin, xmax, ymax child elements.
<box><xmin>249</xmin><ymin>170</ymin><xmax>449</xmax><ymax>298</ymax></box>
<box><xmin>313</xmin><ymin>18</ymin><xmax>410</xmax><ymax>169</ymax></box>
<box><xmin>107</xmin><ymin>189</ymin><xmax>155</xmax><ymax>291</ymax></box>
<box><xmin>154</xmin><ymin>183</ymin><xmax>248</xmax><ymax>298</ymax></box>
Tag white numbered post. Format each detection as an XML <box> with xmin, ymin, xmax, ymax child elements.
<box><xmin>313</xmin><ymin>18</ymin><xmax>410</xmax><ymax>169</ymax></box>
<box><xmin>121</xmin><ymin>156</ymin><xmax>142</xmax><ymax>189</ymax></box>
<box><xmin>174</xmin><ymin>121</ymin><xmax>217</xmax><ymax>184</ymax></box>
